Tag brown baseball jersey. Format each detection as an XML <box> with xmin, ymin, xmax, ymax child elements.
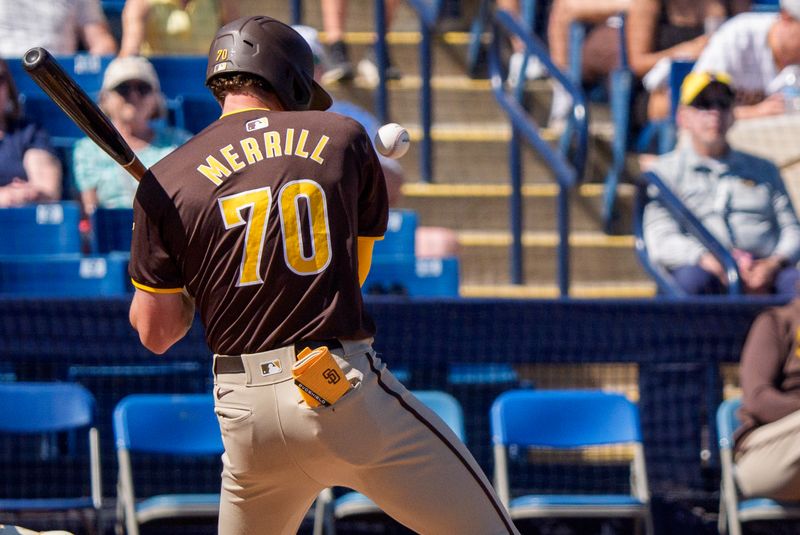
<box><xmin>129</xmin><ymin>108</ymin><xmax>388</xmax><ymax>355</ymax></box>
<box><xmin>735</xmin><ymin>298</ymin><xmax>800</xmax><ymax>449</ymax></box>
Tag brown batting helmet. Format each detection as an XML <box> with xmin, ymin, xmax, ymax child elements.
<box><xmin>205</xmin><ymin>16</ymin><xmax>332</xmax><ymax>111</ymax></box>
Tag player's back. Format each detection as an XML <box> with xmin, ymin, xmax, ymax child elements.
<box><xmin>131</xmin><ymin>108</ymin><xmax>388</xmax><ymax>355</ymax></box>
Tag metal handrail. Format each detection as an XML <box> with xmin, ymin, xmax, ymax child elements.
<box><xmin>634</xmin><ymin>171</ymin><xmax>742</xmax><ymax>296</ymax></box>
<box><xmin>401</xmin><ymin>0</ymin><xmax>446</xmax><ymax>182</ymax></box>
<box><xmin>488</xmin><ymin>8</ymin><xmax>589</xmax><ymax>294</ymax></box>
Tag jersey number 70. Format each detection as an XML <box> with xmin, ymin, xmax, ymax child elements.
<box><xmin>217</xmin><ymin>180</ymin><xmax>332</xmax><ymax>286</ymax></box>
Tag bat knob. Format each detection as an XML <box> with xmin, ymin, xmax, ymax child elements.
<box><xmin>22</xmin><ymin>47</ymin><xmax>49</xmax><ymax>70</ymax></box>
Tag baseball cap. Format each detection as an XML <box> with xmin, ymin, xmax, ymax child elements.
<box><xmin>781</xmin><ymin>0</ymin><xmax>800</xmax><ymax>20</ymax></box>
<box><xmin>680</xmin><ymin>71</ymin><xmax>734</xmax><ymax>106</ymax></box>
<box><xmin>101</xmin><ymin>56</ymin><xmax>161</xmax><ymax>93</ymax></box>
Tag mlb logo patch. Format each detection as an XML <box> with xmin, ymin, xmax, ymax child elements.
<box><xmin>246</xmin><ymin>117</ymin><xmax>270</xmax><ymax>132</ymax></box>
<box><xmin>260</xmin><ymin>359</ymin><xmax>282</xmax><ymax>377</ymax></box>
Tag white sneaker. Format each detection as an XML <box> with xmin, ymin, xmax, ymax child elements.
<box><xmin>549</xmin><ymin>81</ymin><xmax>573</xmax><ymax>128</ymax></box>
<box><xmin>507</xmin><ymin>52</ymin><xmax>547</xmax><ymax>87</ymax></box>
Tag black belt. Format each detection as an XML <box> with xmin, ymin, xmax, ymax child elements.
<box><xmin>214</xmin><ymin>339</ymin><xmax>343</xmax><ymax>375</ymax></box>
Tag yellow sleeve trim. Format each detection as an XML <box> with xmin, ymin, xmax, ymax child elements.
<box><xmin>220</xmin><ymin>107</ymin><xmax>271</xmax><ymax>119</ymax></box>
<box><xmin>131</xmin><ymin>279</ymin><xmax>184</xmax><ymax>294</ymax></box>
<box><xmin>357</xmin><ymin>236</ymin><xmax>378</xmax><ymax>287</ymax></box>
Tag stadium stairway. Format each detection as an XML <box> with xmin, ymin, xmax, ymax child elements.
<box><xmin>244</xmin><ymin>0</ymin><xmax>655</xmax><ymax>298</ymax></box>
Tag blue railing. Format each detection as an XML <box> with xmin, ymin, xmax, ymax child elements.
<box><xmin>633</xmin><ymin>171</ymin><xmax>742</xmax><ymax>296</ymax></box>
<box><xmin>403</xmin><ymin>0</ymin><xmax>446</xmax><ymax>182</ymax></box>
<box><xmin>487</xmin><ymin>9</ymin><xmax>588</xmax><ymax>295</ymax></box>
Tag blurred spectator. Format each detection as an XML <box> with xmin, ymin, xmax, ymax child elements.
<box><xmin>0</xmin><ymin>59</ymin><xmax>62</xmax><ymax>208</ymax></box>
<box><xmin>0</xmin><ymin>0</ymin><xmax>117</xmax><ymax>57</ymax></box>
<box><xmin>320</xmin><ymin>0</ymin><xmax>402</xmax><ymax>84</ymax></box>
<box><xmin>296</xmin><ymin>24</ymin><xmax>458</xmax><ymax>259</ymax></box>
<box><xmin>734</xmin><ymin>298</ymin><xmax>800</xmax><ymax>500</ymax></box>
<box><xmin>643</xmin><ymin>72</ymin><xmax>800</xmax><ymax>296</ymax></box>
<box><xmin>693</xmin><ymin>0</ymin><xmax>800</xmax><ymax>120</ymax></box>
<box><xmin>120</xmin><ymin>0</ymin><xmax>239</xmax><ymax>56</ymax></box>
<box><xmin>73</xmin><ymin>56</ymin><xmax>190</xmax><ymax>214</ymax></box>
<box><xmin>626</xmin><ymin>0</ymin><xmax>746</xmax><ymax>129</ymax></box>
<box><xmin>497</xmin><ymin>0</ymin><xmax>631</xmax><ymax>128</ymax></box>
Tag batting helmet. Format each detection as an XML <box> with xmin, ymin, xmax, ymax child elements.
<box><xmin>205</xmin><ymin>16</ymin><xmax>332</xmax><ymax>111</ymax></box>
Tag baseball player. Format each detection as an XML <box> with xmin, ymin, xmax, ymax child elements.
<box><xmin>127</xmin><ymin>15</ymin><xmax>519</xmax><ymax>535</ymax></box>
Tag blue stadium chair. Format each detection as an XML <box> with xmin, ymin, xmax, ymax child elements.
<box><xmin>0</xmin><ymin>202</ymin><xmax>81</xmax><ymax>256</ymax></box>
<box><xmin>490</xmin><ymin>390</ymin><xmax>654</xmax><ymax>533</ymax></box>
<box><xmin>373</xmin><ymin>209</ymin><xmax>418</xmax><ymax>260</ymax></box>
<box><xmin>0</xmin><ymin>382</ymin><xmax>102</xmax><ymax>532</ymax></box>
<box><xmin>0</xmin><ymin>253</ymin><xmax>130</xmax><ymax>297</ymax></box>
<box><xmin>113</xmin><ymin>394</ymin><xmax>223</xmax><ymax>535</ymax></box>
<box><xmin>90</xmin><ymin>207</ymin><xmax>133</xmax><ymax>253</ymax></box>
<box><xmin>364</xmin><ymin>256</ymin><xmax>460</xmax><ymax>297</ymax></box>
<box><xmin>147</xmin><ymin>56</ymin><xmax>209</xmax><ymax>99</ymax></box>
<box><xmin>717</xmin><ymin>397</ymin><xmax>800</xmax><ymax>535</ymax></box>
<box><xmin>20</xmin><ymin>93</ymin><xmax>85</xmax><ymax>148</ymax></box>
<box><xmin>319</xmin><ymin>391</ymin><xmax>466</xmax><ymax>532</ymax></box>
<box><xmin>171</xmin><ymin>94</ymin><xmax>221</xmax><ymax>134</ymax></box>
<box><xmin>8</xmin><ymin>54</ymin><xmax>110</xmax><ymax>100</ymax></box>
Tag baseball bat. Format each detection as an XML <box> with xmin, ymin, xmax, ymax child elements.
<box><xmin>22</xmin><ymin>47</ymin><xmax>147</xmax><ymax>181</ymax></box>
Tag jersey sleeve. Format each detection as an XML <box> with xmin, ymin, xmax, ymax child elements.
<box><xmin>128</xmin><ymin>171</ymin><xmax>184</xmax><ymax>293</ymax></box>
<box><xmin>354</xmin><ymin>129</ymin><xmax>389</xmax><ymax>238</ymax></box>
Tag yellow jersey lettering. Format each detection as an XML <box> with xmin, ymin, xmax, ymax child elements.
<box><xmin>295</xmin><ymin>129</ymin><xmax>310</xmax><ymax>158</ymax></box>
<box><xmin>240</xmin><ymin>137</ymin><xmax>264</xmax><ymax>164</ymax></box>
<box><xmin>284</xmin><ymin>128</ymin><xmax>295</xmax><ymax>155</ymax></box>
<box><xmin>264</xmin><ymin>131</ymin><xmax>283</xmax><ymax>158</ymax></box>
<box><xmin>197</xmin><ymin>155</ymin><xmax>231</xmax><ymax>186</ymax></box>
<box><xmin>310</xmin><ymin>135</ymin><xmax>329</xmax><ymax>164</ymax></box>
<box><xmin>221</xmin><ymin>144</ymin><xmax>245</xmax><ymax>172</ymax></box>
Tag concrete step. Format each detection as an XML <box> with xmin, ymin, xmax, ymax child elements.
<box><xmin>322</xmin><ymin>32</ymin><xmax>485</xmax><ymax>77</ymax></box>
<box><xmin>457</xmin><ymin>231</ymin><xmax>650</xmax><ymax>286</ymax></box>
<box><xmin>399</xmin><ymin>183</ymin><xmax>634</xmax><ymax>232</ymax></box>
<box><xmin>460</xmin><ymin>282</ymin><xmax>657</xmax><ymax>299</ymax></box>
<box><xmin>399</xmin><ymin>129</ymin><xmax>617</xmax><ymax>184</ymax></box>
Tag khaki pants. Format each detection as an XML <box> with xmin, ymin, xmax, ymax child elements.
<box><xmin>213</xmin><ymin>339</ymin><xmax>518</xmax><ymax>535</ymax></box>
<box><xmin>736</xmin><ymin>408</ymin><xmax>800</xmax><ymax>500</ymax></box>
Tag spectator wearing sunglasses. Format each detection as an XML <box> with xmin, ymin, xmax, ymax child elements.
<box><xmin>643</xmin><ymin>71</ymin><xmax>800</xmax><ymax>295</ymax></box>
<box><xmin>73</xmin><ymin>56</ymin><xmax>190</xmax><ymax>215</ymax></box>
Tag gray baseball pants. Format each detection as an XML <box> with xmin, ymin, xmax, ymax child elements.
<box><xmin>212</xmin><ymin>338</ymin><xmax>519</xmax><ymax>535</ymax></box>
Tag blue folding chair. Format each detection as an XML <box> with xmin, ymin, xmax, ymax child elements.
<box><xmin>717</xmin><ymin>397</ymin><xmax>800</xmax><ymax>535</ymax></box>
<box><xmin>316</xmin><ymin>391</ymin><xmax>466</xmax><ymax>534</ymax></box>
<box><xmin>0</xmin><ymin>382</ymin><xmax>102</xmax><ymax>532</ymax></box>
<box><xmin>490</xmin><ymin>389</ymin><xmax>653</xmax><ymax>533</ymax></box>
<box><xmin>0</xmin><ymin>202</ymin><xmax>81</xmax><ymax>256</ymax></box>
<box><xmin>113</xmin><ymin>394</ymin><xmax>223</xmax><ymax>535</ymax></box>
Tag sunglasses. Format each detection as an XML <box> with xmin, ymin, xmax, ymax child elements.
<box><xmin>114</xmin><ymin>80</ymin><xmax>153</xmax><ymax>99</ymax></box>
<box><xmin>691</xmin><ymin>95</ymin><xmax>733</xmax><ymax>111</ymax></box>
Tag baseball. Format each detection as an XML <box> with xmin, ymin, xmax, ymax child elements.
<box><xmin>375</xmin><ymin>123</ymin><xmax>410</xmax><ymax>159</ymax></box>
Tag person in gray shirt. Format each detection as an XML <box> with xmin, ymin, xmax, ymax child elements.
<box><xmin>644</xmin><ymin>71</ymin><xmax>800</xmax><ymax>295</ymax></box>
